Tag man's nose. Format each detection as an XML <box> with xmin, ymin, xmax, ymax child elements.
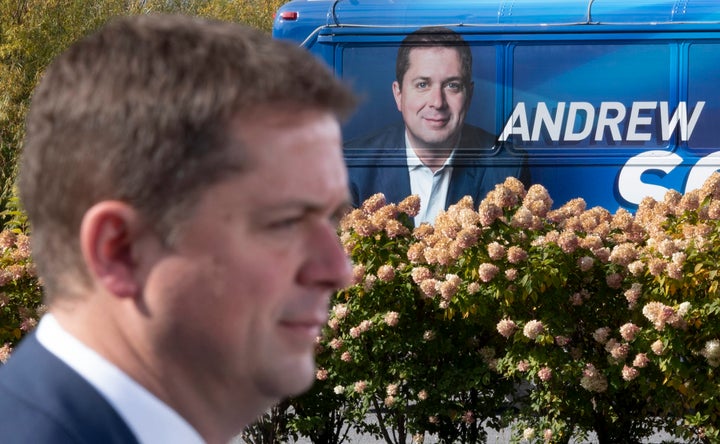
<box><xmin>298</xmin><ymin>221</ymin><xmax>352</xmax><ymax>290</ymax></box>
<box><xmin>428</xmin><ymin>85</ymin><xmax>446</xmax><ymax>108</ymax></box>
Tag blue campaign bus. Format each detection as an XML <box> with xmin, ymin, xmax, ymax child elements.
<box><xmin>273</xmin><ymin>0</ymin><xmax>720</xmax><ymax>212</ymax></box>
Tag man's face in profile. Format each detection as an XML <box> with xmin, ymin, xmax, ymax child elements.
<box><xmin>393</xmin><ymin>46</ymin><xmax>472</xmax><ymax>151</ymax></box>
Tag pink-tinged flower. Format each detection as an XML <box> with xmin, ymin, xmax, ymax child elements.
<box><xmin>543</xmin><ymin>429</ymin><xmax>553</xmax><ymax>442</ymax></box>
<box><xmin>619</xmin><ymin>323</ymin><xmax>641</xmax><ymax>342</ymax></box>
<box><xmin>609</xmin><ymin>243</ymin><xmax>639</xmax><ymax>267</ymax></box>
<box><xmin>349</xmin><ymin>327</ymin><xmax>360</xmax><ymax>339</ymax></box>
<box><xmin>517</xmin><ymin>360</ymin><xmax>530</xmax><ymax>372</ymax></box>
<box><xmin>0</xmin><ymin>343</ymin><xmax>12</xmax><ymax>364</ymax></box>
<box><xmin>377</xmin><ymin>264</ymin><xmax>395</xmax><ymax>282</ymax></box>
<box><xmin>633</xmin><ymin>353</ymin><xmax>650</xmax><ymax>368</ymax></box>
<box><xmin>411</xmin><ymin>267</ymin><xmax>432</xmax><ymax>284</ymax></box>
<box><xmin>407</xmin><ymin>243</ymin><xmax>426</xmax><ymax>263</ymax></box>
<box><xmin>580</xmin><ymin>363</ymin><xmax>608</xmax><ymax>393</ymax></box>
<box><xmin>385</xmin><ymin>220</ymin><xmax>410</xmax><ymax>238</ymax></box>
<box><xmin>496</xmin><ymin>318</ymin><xmax>517</xmax><ymax>339</ymax></box>
<box><xmin>478</xmin><ymin>201</ymin><xmax>503</xmax><ymax>227</ymax></box>
<box><xmin>478</xmin><ymin>263</ymin><xmax>499</xmax><ymax>283</ymax></box>
<box><xmin>333</xmin><ymin>304</ymin><xmax>349</xmax><ymax>320</ymax></box>
<box><xmin>677</xmin><ymin>302</ymin><xmax>691</xmax><ymax>317</ymax></box>
<box><xmin>507</xmin><ymin>246</ymin><xmax>528</xmax><ymax>264</ymax></box>
<box><xmin>353</xmin><ymin>219</ymin><xmax>380</xmax><ymax>237</ymax></box>
<box><xmin>537</xmin><ymin>366</ymin><xmax>552</xmax><ymax>382</ymax></box>
<box><xmin>461</xmin><ymin>410</ymin><xmax>474</xmax><ymax>425</ymax></box>
<box><xmin>467</xmin><ymin>282</ymin><xmax>480</xmax><ymax>294</ymax></box>
<box><xmin>358</xmin><ymin>320</ymin><xmax>373</xmax><ymax>333</ymax></box>
<box><xmin>329</xmin><ymin>338</ymin><xmax>343</xmax><ymax>350</ymax></box>
<box><xmin>570</xmin><ymin>292</ymin><xmax>584</xmax><ymax>306</ymax></box>
<box><xmin>557</xmin><ymin>230</ymin><xmax>579</xmax><ymax>254</ymax></box>
<box><xmin>593</xmin><ymin>247</ymin><xmax>611</xmax><ymax>263</ymax></box>
<box><xmin>398</xmin><ymin>195</ymin><xmax>421</xmax><ymax>217</ymax></box>
<box><xmin>384</xmin><ymin>311</ymin><xmax>400</xmax><ymax>327</ymax></box>
<box><xmin>621</xmin><ymin>365</ymin><xmax>639</xmax><ymax>381</ymax></box>
<box><xmin>511</xmin><ymin>206</ymin><xmax>535</xmax><ymax>230</ymax></box>
<box><xmin>428</xmin><ymin>416</ymin><xmax>439</xmax><ymax>424</ymax></box>
<box><xmin>505</xmin><ymin>268</ymin><xmax>518</xmax><ymax>281</ymax></box>
<box><xmin>627</xmin><ymin>260</ymin><xmax>645</xmax><ymax>277</ymax></box>
<box><xmin>439</xmin><ymin>274</ymin><xmax>461</xmax><ymax>300</ymax></box>
<box><xmin>386</xmin><ymin>383</ymin><xmax>399</xmax><ymax>396</ymax></box>
<box><xmin>417</xmin><ymin>389</ymin><xmax>428</xmax><ymax>401</ymax></box>
<box><xmin>578</xmin><ymin>256</ymin><xmax>594</xmax><ymax>272</ymax></box>
<box><xmin>354</xmin><ymin>380</ymin><xmax>367</xmax><ymax>394</ymax></box>
<box><xmin>592</xmin><ymin>327</ymin><xmax>611</xmax><ymax>344</ymax></box>
<box><xmin>606</xmin><ymin>273</ymin><xmax>623</xmax><ymax>289</ymax></box>
<box><xmin>523</xmin><ymin>184</ymin><xmax>553</xmax><ymax>217</ymax></box>
<box><xmin>362</xmin><ymin>193</ymin><xmax>386</xmax><ymax>213</ymax></box>
<box><xmin>651</xmin><ymin>339</ymin><xmax>665</xmax><ymax>356</ymax></box>
<box><xmin>665</xmin><ymin>262</ymin><xmax>682</xmax><ymax>280</ymax></box>
<box><xmin>412</xmin><ymin>223</ymin><xmax>434</xmax><ymax>240</ymax></box>
<box><xmin>423</xmin><ymin>330</ymin><xmax>436</xmax><ymax>341</ymax></box>
<box><xmin>487</xmin><ymin>242</ymin><xmax>505</xmax><ymax>260</ymax></box>
<box><xmin>523</xmin><ymin>428</ymin><xmax>536</xmax><ymax>440</ymax></box>
<box><xmin>341</xmin><ymin>351</ymin><xmax>353</xmax><ymax>362</ymax></box>
<box><xmin>316</xmin><ymin>368</ymin><xmax>329</xmax><ymax>381</ymax></box>
<box><xmin>352</xmin><ymin>264</ymin><xmax>366</xmax><ymax>285</ymax></box>
<box><xmin>363</xmin><ymin>274</ymin><xmax>377</xmax><ymax>291</ymax></box>
<box><xmin>384</xmin><ymin>396</ymin><xmax>396</xmax><ymax>407</ymax></box>
<box><xmin>672</xmin><ymin>251</ymin><xmax>687</xmax><ymax>266</ymax></box>
<box><xmin>419</xmin><ymin>279</ymin><xmax>439</xmax><ymax>298</ymax></box>
<box><xmin>20</xmin><ymin>317</ymin><xmax>37</xmax><ymax>332</ymax></box>
<box><xmin>624</xmin><ymin>283</ymin><xmax>642</xmax><ymax>308</ymax></box>
<box><xmin>606</xmin><ymin>339</ymin><xmax>630</xmax><ymax>361</ymax></box>
<box><xmin>643</xmin><ymin>301</ymin><xmax>673</xmax><ymax>331</ymax></box>
<box><xmin>327</xmin><ymin>318</ymin><xmax>340</xmax><ymax>331</ymax></box>
<box><xmin>456</xmin><ymin>226</ymin><xmax>481</xmax><ymax>249</ymax></box>
<box><xmin>648</xmin><ymin>258</ymin><xmax>666</xmax><ymax>277</ymax></box>
<box><xmin>555</xmin><ymin>336</ymin><xmax>571</xmax><ymax>347</ymax></box>
<box><xmin>523</xmin><ymin>320</ymin><xmax>544</xmax><ymax>340</ymax></box>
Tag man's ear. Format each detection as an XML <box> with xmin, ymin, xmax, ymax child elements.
<box><xmin>79</xmin><ymin>201</ymin><xmax>144</xmax><ymax>298</ymax></box>
<box><xmin>392</xmin><ymin>81</ymin><xmax>402</xmax><ymax>112</ymax></box>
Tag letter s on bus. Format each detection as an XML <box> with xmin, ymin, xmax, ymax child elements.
<box><xmin>619</xmin><ymin>151</ymin><xmax>720</xmax><ymax>206</ymax></box>
<box><xmin>618</xmin><ymin>151</ymin><xmax>682</xmax><ymax>205</ymax></box>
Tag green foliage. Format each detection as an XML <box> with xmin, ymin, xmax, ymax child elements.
<box><xmin>287</xmin><ymin>175</ymin><xmax>720</xmax><ymax>443</ymax></box>
<box><xmin>0</xmin><ymin>0</ymin><xmax>285</xmax><ymax>225</ymax></box>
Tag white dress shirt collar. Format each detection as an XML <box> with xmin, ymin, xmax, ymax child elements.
<box><xmin>405</xmin><ymin>133</ymin><xmax>455</xmax><ymax>225</ymax></box>
<box><xmin>36</xmin><ymin>314</ymin><xmax>205</xmax><ymax>444</ymax></box>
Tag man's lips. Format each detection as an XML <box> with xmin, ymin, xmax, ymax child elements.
<box><xmin>278</xmin><ymin>317</ymin><xmax>326</xmax><ymax>340</ymax></box>
<box><xmin>423</xmin><ymin>116</ymin><xmax>450</xmax><ymax>127</ymax></box>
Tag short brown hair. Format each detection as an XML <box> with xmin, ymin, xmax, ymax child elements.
<box><xmin>395</xmin><ymin>26</ymin><xmax>473</xmax><ymax>89</ymax></box>
<box><xmin>18</xmin><ymin>14</ymin><xmax>356</xmax><ymax>299</ymax></box>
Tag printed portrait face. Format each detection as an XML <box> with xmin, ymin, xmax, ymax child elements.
<box><xmin>393</xmin><ymin>46</ymin><xmax>473</xmax><ymax>151</ymax></box>
<box><xmin>141</xmin><ymin>108</ymin><xmax>352</xmax><ymax>406</ymax></box>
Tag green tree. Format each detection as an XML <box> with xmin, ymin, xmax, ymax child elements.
<box><xmin>0</xmin><ymin>0</ymin><xmax>285</xmax><ymax>224</ymax></box>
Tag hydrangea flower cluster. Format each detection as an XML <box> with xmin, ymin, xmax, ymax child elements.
<box><xmin>289</xmin><ymin>174</ymin><xmax>720</xmax><ymax>444</ymax></box>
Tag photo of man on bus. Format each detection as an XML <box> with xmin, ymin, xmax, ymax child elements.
<box><xmin>345</xmin><ymin>26</ymin><xmax>530</xmax><ymax>225</ymax></box>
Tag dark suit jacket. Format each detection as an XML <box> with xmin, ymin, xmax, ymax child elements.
<box><xmin>0</xmin><ymin>333</ymin><xmax>139</xmax><ymax>443</ymax></box>
<box><xmin>344</xmin><ymin>123</ymin><xmax>530</xmax><ymax>210</ymax></box>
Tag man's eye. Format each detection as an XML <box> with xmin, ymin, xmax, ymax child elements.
<box><xmin>446</xmin><ymin>82</ymin><xmax>462</xmax><ymax>91</ymax></box>
<box><xmin>268</xmin><ymin>216</ymin><xmax>303</xmax><ymax>230</ymax></box>
<box><xmin>415</xmin><ymin>81</ymin><xmax>428</xmax><ymax>89</ymax></box>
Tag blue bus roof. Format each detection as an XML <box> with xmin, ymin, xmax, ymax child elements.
<box><xmin>274</xmin><ymin>0</ymin><xmax>720</xmax><ymax>44</ymax></box>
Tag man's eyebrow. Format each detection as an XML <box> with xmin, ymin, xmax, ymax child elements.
<box><xmin>260</xmin><ymin>198</ymin><xmax>352</xmax><ymax>214</ymax></box>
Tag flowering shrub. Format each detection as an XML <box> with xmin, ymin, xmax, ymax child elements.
<box><xmin>0</xmin><ymin>228</ymin><xmax>43</xmax><ymax>364</ymax></box>
<box><xmin>290</xmin><ymin>174</ymin><xmax>720</xmax><ymax>443</ymax></box>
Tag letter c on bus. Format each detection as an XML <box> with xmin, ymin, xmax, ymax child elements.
<box><xmin>617</xmin><ymin>151</ymin><xmax>682</xmax><ymax>205</ymax></box>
